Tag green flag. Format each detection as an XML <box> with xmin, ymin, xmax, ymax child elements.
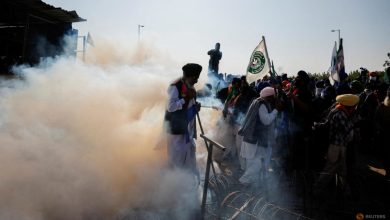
<box><xmin>246</xmin><ymin>37</ymin><xmax>271</xmax><ymax>84</ymax></box>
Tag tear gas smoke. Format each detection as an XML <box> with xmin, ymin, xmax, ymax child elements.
<box><xmin>0</xmin><ymin>38</ymin><xmax>213</xmax><ymax>220</ymax></box>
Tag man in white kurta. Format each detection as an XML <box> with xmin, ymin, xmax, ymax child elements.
<box><xmin>166</xmin><ymin>85</ymin><xmax>197</xmax><ymax>173</ymax></box>
<box><xmin>164</xmin><ymin>63</ymin><xmax>202</xmax><ymax>176</ymax></box>
<box><xmin>238</xmin><ymin>87</ymin><xmax>279</xmax><ymax>184</ymax></box>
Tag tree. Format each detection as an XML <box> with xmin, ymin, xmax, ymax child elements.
<box><xmin>347</xmin><ymin>70</ymin><xmax>360</xmax><ymax>81</ymax></box>
<box><xmin>309</xmin><ymin>72</ymin><xmax>329</xmax><ymax>80</ymax></box>
<box><xmin>383</xmin><ymin>52</ymin><xmax>390</xmax><ymax>68</ymax></box>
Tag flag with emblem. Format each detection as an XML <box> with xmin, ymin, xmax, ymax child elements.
<box><xmin>246</xmin><ymin>36</ymin><xmax>271</xmax><ymax>85</ymax></box>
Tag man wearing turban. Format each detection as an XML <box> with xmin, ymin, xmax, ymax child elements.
<box><xmin>238</xmin><ymin>87</ymin><xmax>282</xmax><ymax>185</ymax></box>
<box><xmin>315</xmin><ymin>94</ymin><xmax>359</xmax><ymax>194</ymax></box>
<box><xmin>164</xmin><ymin>63</ymin><xmax>202</xmax><ymax>175</ymax></box>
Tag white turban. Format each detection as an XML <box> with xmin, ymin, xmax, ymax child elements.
<box><xmin>260</xmin><ymin>87</ymin><xmax>275</xmax><ymax>98</ymax></box>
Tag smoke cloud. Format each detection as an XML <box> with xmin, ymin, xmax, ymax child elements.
<box><xmin>0</xmin><ymin>38</ymin><xmax>209</xmax><ymax>220</ymax></box>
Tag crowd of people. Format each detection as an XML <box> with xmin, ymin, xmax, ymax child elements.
<box><xmin>205</xmin><ymin>67</ymin><xmax>390</xmax><ymax>196</ymax></box>
<box><xmin>163</xmin><ymin>44</ymin><xmax>389</xmax><ymax>207</ymax></box>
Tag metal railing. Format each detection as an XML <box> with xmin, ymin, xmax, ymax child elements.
<box><xmin>199</xmin><ymin>133</ymin><xmax>226</xmax><ymax>220</ymax></box>
<box><xmin>197</xmin><ymin>113</ymin><xmax>226</xmax><ymax>220</ymax></box>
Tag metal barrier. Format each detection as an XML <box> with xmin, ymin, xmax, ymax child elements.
<box><xmin>219</xmin><ymin>191</ymin><xmax>314</xmax><ymax>220</ymax></box>
<box><xmin>196</xmin><ymin>113</ymin><xmax>312</xmax><ymax>220</ymax></box>
<box><xmin>199</xmin><ymin>133</ymin><xmax>226</xmax><ymax>220</ymax></box>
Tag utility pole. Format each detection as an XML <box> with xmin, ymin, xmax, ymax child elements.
<box><xmin>138</xmin><ymin>24</ymin><xmax>144</xmax><ymax>42</ymax></box>
<box><xmin>331</xmin><ymin>29</ymin><xmax>341</xmax><ymax>47</ymax></box>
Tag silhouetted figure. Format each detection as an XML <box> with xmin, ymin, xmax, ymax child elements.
<box><xmin>375</xmin><ymin>87</ymin><xmax>390</xmax><ymax>179</ymax></box>
<box><xmin>207</xmin><ymin>43</ymin><xmax>222</xmax><ymax>74</ymax></box>
<box><xmin>287</xmin><ymin>70</ymin><xmax>313</xmax><ymax>171</ymax></box>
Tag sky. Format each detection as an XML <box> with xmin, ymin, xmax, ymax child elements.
<box><xmin>46</xmin><ymin>0</ymin><xmax>390</xmax><ymax>76</ymax></box>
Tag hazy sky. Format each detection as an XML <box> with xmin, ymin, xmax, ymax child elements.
<box><xmin>46</xmin><ymin>0</ymin><xmax>390</xmax><ymax>75</ymax></box>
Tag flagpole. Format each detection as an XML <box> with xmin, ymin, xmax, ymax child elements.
<box><xmin>262</xmin><ymin>36</ymin><xmax>272</xmax><ymax>73</ymax></box>
<box><xmin>271</xmin><ymin>60</ymin><xmax>278</xmax><ymax>77</ymax></box>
